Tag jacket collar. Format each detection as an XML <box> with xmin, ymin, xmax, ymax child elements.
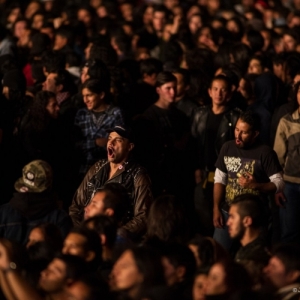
<box><xmin>292</xmin><ymin>109</ymin><xmax>300</xmax><ymax>120</ymax></box>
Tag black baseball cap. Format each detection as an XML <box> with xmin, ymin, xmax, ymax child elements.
<box><xmin>106</xmin><ymin>126</ymin><xmax>134</xmax><ymax>142</ymax></box>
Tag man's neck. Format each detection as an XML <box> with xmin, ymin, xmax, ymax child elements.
<box><xmin>240</xmin><ymin>228</ymin><xmax>260</xmax><ymax>247</ymax></box>
<box><xmin>212</xmin><ymin>104</ymin><xmax>226</xmax><ymax>114</ymax></box>
<box><xmin>155</xmin><ymin>99</ymin><xmax>172</xmax><ymax>109</ymax></box>
<box><xmin>93</xmin><ymin>103</ymin><xmax>108</xmax><ymax>113</ymax></box>
<box><xmin>109</xmin><ymin>160</ymin><xmax>127</xmax><ymax>178</ymax></box>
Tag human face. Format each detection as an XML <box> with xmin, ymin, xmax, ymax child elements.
<box><xmin>143</xmin><ymin>6</ymin><xmax>153</xmax><ymax>26</ymax></box>
<box><xmin>2</xmin><ymin>86</ymin><xmax>9</xmax><ymax>100</ymax></box>
<box><xmin>226</xmin><ymin>20</ymin><xmax>239</xmax><ymax>33</ymax></box>
<box><xmin>65</xmin><ymin>281</ymin><xmax>91</xmax><ymax>300</ymax></box>
<box><xmin>283</xmin><ymin>34</ymin><xmax>297</xmax><ymax>52</ymax></box>
<box><xmin>43</xmin><ymin>73</ymin><xmax>58</xmax><ymax>93</ymax></box>
<box><xmin>54</xmin><ymin>34</ymin><xmax>67</xmax><ymax>51</ymax></box>
<box><xmin>161</xmin><ymin>257</ymin><xmax>178</xmax><ymax>286</ymax></box>
<box><xmin>46</xmin><ymin>97</ymin><xmax>60</xmax><ymax>118</ymax></box>
<box><xmin>208</xmin><ymin>79</ymin><xmax>230</xmax><ymax>106</ymax></box>
<box><xmin>293</xmin><ymin>74</ymin><xmax>300</xmax><ymax>86</ymax></box>
<box><xmin>120</xmin><ymin>3</ymin><xmax>133</xmax><ymax>21</ymax></box>
<box><xmin>189</xmin><ymin>15</ymin><xmax>202</xmax><ymax>35</ymax></box>
<box><xmin>193</xmin><ymin>274</ymin><xmax>207</xmax><ymax>300</ymax></box>
<box><xmin>32</xmin><ymin>14</ymin><xmax>44</xmax><ymax>30</ymax></box>
<box><xmin>227</xmin><ymin>205</ymin><xmax>245</xmax><ymax>240</ymax></box>
<box><xmin>84</xmin><ymin>191</ymin><xmax>107</xmax><ymax>220</ymax></box>
<box><xmin>174</xmin><ymin>73</ymin><xmax>186</xmax><ymax>99</ymax></box>
<box><xmin>263</xmin><ymin>256</ymin><xmax>290</xmax><ymax>288</ymax></box>
<box><xmin>39</xmin><ymin>258</ymin><xmax>67</xmax><ymax>293</ymax></box>
<box><xmin>235</xmin><ymin>119</ymin><xmax>258</xmax><ymax>148</ymax></box>
<box><xmin>261</xmin><ymin>30</ymin><xmax>271</xmax><ymax>51</ymax></box>
<box><xmin>297</xmin><ymin>85</ymin><xmax>300</xmax><ymax>107</ymax></box>
<box><xmin>153</xmin><ymin>11</ymin><xmax>166</xmax><ymax>32</ymax></box>
<box><xmin>25</xmin><ymin>2</ymin><xmax>40</xmax><ymax>19</ymax></box>
<box><xmin>205</xmin><ymin>263</ymin><xmax>227</xmax><ymax>295</ymax></box>
<box><xmin>26</xmin><ymin>227</ymin><xmax>44</xmax><ymax>248</ymax></box>
<box><xmin>14</xmin><ymin>20</ymin><xmax>27</xmax><ymax>39</ymax></box>
<box><xmin>110</xmin><ymin>250</ymin><xmax>143</xmax><ymax>293</ymax></box>
<box><xmin>238</xmin><ymin>78</ymin><xmax>249</xmax><ymax>99</ymax></box>
<box><xmin>78</xmin><ymin>9</ymin><xmax>92</xmax><ymax>27</ymax></box>
<box><xmin>62</xmin><ymin>233</ymin><xmax>87</xmax><ymax>258</ymax></box>
<box><xmin>81</xmin><ymin>67</ymin><xmax>89</xmax><ymax>83</ymax></box>
<box><xmin>248</xmin><ymin>59</ymin><xmax>263</xmax><ymax>75</ymax></box>
<box><xmin>156</xmin><ymin>81</ymin><xmax>177</xmax><ymax>105</ymax></box>
<box><xmin>107</xmin><ymin>132</ymin><xmax>133</xmax><ymax>164</ymax></box>
<box><xmin>82</xmin><ymin>88</ymin><xmax>104</xmax><ymax>111</ymax></box>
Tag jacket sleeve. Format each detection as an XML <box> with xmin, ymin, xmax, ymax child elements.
<box><xmin>122</xmin><ymin>171</ymin><xmax>153</xmax><ymax>239</ymax></box>
<box><xmin>273</xmin><ymin>118</ymin><xmax>287</xmax><ymax>168</ymax></box>
<box><xmin>69</xmin><ymin>162</ymin><xmax>100</xmax><ymax>226</ymax></box>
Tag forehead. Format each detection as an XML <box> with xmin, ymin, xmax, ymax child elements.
<box><xmin>229</xmin><ymin>204</ymin><xmax>239</xmax><ymax>214</ymax></box>
<box><xmin>108</xmin><ymin>131</ymin><xmax>125</xmax><ymax>139</ymax></box>
<box><xmin>51</xmin><ymin>258</ymin><xmax>66</xmax><ymax>272</ymax></box>
<box><xmin>47</xmin><ymin>73</ymin><xmax>57</xmax><ymax>80</ymax></box>
<box><xmin>160</xmin><ymin>81</ymin><xmax>177</xmax><ymax>88</ymax></box>
<box><xmin>66</xmin><ymin>233</ymin><xmax>87</xmax><ymax>245</ymax></box>
<box><xmin>210</xmin><ymin>79</ymin><xmax>228</xmax><ymax>89</ymax></box>
<box><xmin>236</xmin><ymin>119</ymin><xmax>252</xmax><ymax>130</ymax></box>
<box><xmin>92</xmin><ymin>190</ymin><xmax>106</xmax><ymax>201</ymax></box>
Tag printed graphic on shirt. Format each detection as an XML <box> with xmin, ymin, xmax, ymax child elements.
<box><xmin>224</xmin><ymin>156</ymin><xmax>259</xmax><ymax>204</ymax></box>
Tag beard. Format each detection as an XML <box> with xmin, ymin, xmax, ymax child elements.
<box><xmin>232</xmin><ymin>222</ymin><xmax>246</xmax><ymax>241</ymax></box>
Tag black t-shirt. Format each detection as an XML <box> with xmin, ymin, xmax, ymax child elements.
<box><xmin>205</xmin><ymin>110</ymin><xmax>225</xmax><ymax>171</ymax></box>
<box><xmin>215</xmin><ymin>140</ymin><xmax>282</xmax><ymax>204</ymax></box>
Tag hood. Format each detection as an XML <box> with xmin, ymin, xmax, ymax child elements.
<box><xmin>9</xmin><ymin>191</ymin><xmax>57</xmax><ymax>220</ymax></box>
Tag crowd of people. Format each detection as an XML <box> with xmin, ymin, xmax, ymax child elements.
<box><xmin>0</xmin><ymin>0</ymin><xmax>300</xmax><ymax>299</ymax></box>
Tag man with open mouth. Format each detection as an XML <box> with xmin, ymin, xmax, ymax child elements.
<box><xmin>69</xmin><ymin>125</ymin><xmax>153</xmax><ymax>242</ymax></box>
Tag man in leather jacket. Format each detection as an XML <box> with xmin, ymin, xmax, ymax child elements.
<box><xmin>69</xmin><ymin>125</ymin><xmax>153</xmax><ymax>240</ymax></box>
<box><xmin>191</xmin><ymin>75</ymin><xmax>241</xmax><ymax>236</ymax></box>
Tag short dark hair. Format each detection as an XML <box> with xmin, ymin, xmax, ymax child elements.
<box><xmin>238</xmin><ymin>110</ymin><xmax>261</xmax><ymax>132</ymax></box>
<box><xmin>83</xmin><ymin>216</ymin><xmax>117</xmax><ymax>249</ymax></box>
<box><xmin>172</xmin><ymin>68</ymin><xmax>190</xmax><ymax>86</ymax></box>
<box><xmin>55</xmin><ymin>26</ymin><xmax>74</xmax><ymax>44</ymax></box>
<box><xmin>162</xmin><ymin>243</ymin><xmax>196</xmax><ymax>281</ymax></box>
<box><xmin>139</xmin><ymin>58</ymin><xmax>163</xmax><ymax>76</ymax></box>
<box><xmin>210</xmin><ymin>74</ymin><xmax>232</xmax><ymax>91</ymax></box>
<box><xmin>155</xmin><ymin>71</ymin><xmax>177</xmax><ymax>87</ymax></box>
<box><xmin>42</xmin><ymin>51</ymin><xmax>66</xmax><ymax>74</ymax></box>
<box><xmin>54</xmin><ymin>254</ymin><xmax>88</xmax><ymax>280</ymax></box>
<box><xmin>68</xmin><ymin>227</ymin><xmax>102</xmax><ymax>266</ymax></box>
<box><xmin>245</xmin><ymin>30</ymin><xmax>264</xmax><ymax>53</ymax></box>
<box><xmin>272</xmin><ymin>244</ymin><xmax>300</xmax><ymax>276</ymax></box>
<box><xmin>231</xmin><ymin>194</ymin><xmax>267</xmax><ymax>228</ymax></box>
<box><xmin>81</xmin><ymin>78</ymin><xmax>109</xmax><ymax>96</ymax></box>
<box><xmin>53</xmin><ymin>69</ymin><xmax>76</xmax><ymax>94</ymax></box>
<box><xmin>96</xmin><ymin>183</ymin><xmax>130</xmax><ymax>223</ymax></box>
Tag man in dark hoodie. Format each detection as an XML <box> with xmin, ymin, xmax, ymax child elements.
<box><xmin>0</xmin><ymin>160</ymin><xmax>72</xmax><ymax>245</ymax></box>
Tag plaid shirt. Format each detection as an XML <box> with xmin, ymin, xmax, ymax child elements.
<box><xmin>75</xmin><ymin>105</ymin><xmax>124</xmax><ymax>174</ymax></box>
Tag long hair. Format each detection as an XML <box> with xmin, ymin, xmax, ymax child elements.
<box><xmin>145</xmin><ymin>195</ymin><xmax>190</xmax><ymax>244</ymax></box>
<box><xmin>24</xmin><ymin>91</ymin><xmax>56</xmax><ymax>133</ymax></box>
<box><xmin>129</xmin><ymin>246</ymin><xmax>165</xmax><ymax>299</ymax></box>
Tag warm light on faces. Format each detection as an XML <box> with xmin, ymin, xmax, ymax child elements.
<box><xmin>193</xmin><ymin>274</ymin><xmax>208</xmax><ymax>300</ymax></box>
<box><xmin>235</xmin><ymin>119</ymin><xmax>258</xmax><ymax>148</ymax></box>
<box><xmin>62</xmin><ymin>233</ymin><xmax>87</xmax><ymax>258</ymax></box>
<box><xmin>110</xmin><ymin>250</ymin><xmax>144</xmax><ymax>292</ymax></box>
<box><xmin>156</xmin><ymin>81</ymin><xmax>177</xmax><ymax>104</ymax></box>
<box><xmin>39</xmin><ymin>259</ymin><xmax>67</xmax><ymax>293</ymax></box>
<box><xmin>205</xmin><ymin>263</ymin><xmax>228</xmax><ymax>295</ymax></box>
<box><xmin>46</xmin><ymin>97</ymin><xmax>60</xmax><ymax>119</ymax></box>
<box><xmin>107</xmin><ymin>132</ymin><xmax>134</xmax><ymax>164</ymax></box>
<box><xmin>208</xmin><ymin>79</ymin><xmax>230</xmax><ymax>106</ymax></box>
<box><xmin>248</xmin><ymin>59</ymin><xmax>263</xmax><ymax>75</ymax></box>
<box><xmin>82</xmin><ymin>88</ymin><xmax>105</xmax><ymax>111</ymax></box>
<box><xmin>227</xmin><ymin>205</ymin><xmax>245</xmax><ymax>240</ymax></box>
<box><xmin>27</xmin><ymin>227</ymin><xmax>45</xmax><ymax>248</ymax></box>
<box><xmin>84</xmin><ymin>191</ymin><xmax>107</xmax><ymax>220</ymax></box>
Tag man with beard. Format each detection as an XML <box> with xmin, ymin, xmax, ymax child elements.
<box><xmin>69</xmin><ymin>125</ymin><xmax>152</xmax><ymax>241</ymax></box>
<box><xmin>213</xmin><ymin>110</ymin><xmax>284</xmax><ymax>250</ymax></box>
<box><xmin>227</xmin><ymin>194</ymin><xmax>270</xmax><ymax>267</ymax></box>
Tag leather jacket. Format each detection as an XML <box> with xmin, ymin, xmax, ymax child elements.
<box><xmin>191</xmin><ymin>105</ymin><xmax>241</xmax><ymax>169</ymax></box>
<box><xmin>69</xmin><ymin>159</ymin><xmax>153</xmax><ymax>239</ymax></box>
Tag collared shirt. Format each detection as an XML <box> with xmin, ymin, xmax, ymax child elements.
<box><xmin>75</xmin><ymin>105</ymin><xmax>124</xmax><ymax>175</ymax></box>
<box><xmin>56</xmin><ymin>92</ymin><xmax>70</xmax><ymax>105</ymax></box>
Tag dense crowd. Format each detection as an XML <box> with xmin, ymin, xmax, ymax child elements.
<box><xmin>0</xmin><ymin>0</ymin><xmax>300</xmax><ymax>299</ymax></box>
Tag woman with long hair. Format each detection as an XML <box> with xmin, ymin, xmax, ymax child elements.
<box><xmin>109</xmin><ymin>246</ymin><xmax>166</xmax><ymax>300</ymax></box>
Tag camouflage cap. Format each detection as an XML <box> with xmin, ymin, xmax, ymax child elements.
<box><xmin>14</xmin><ymin>160</ymin><xmax>53</xmax><ymax>193</ymax></box>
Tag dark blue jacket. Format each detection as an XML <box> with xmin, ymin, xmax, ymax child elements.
<box><xmin>0</xmin><ymin>191</ymin><xmax>72</xmax><ymax>245</ymax></box>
